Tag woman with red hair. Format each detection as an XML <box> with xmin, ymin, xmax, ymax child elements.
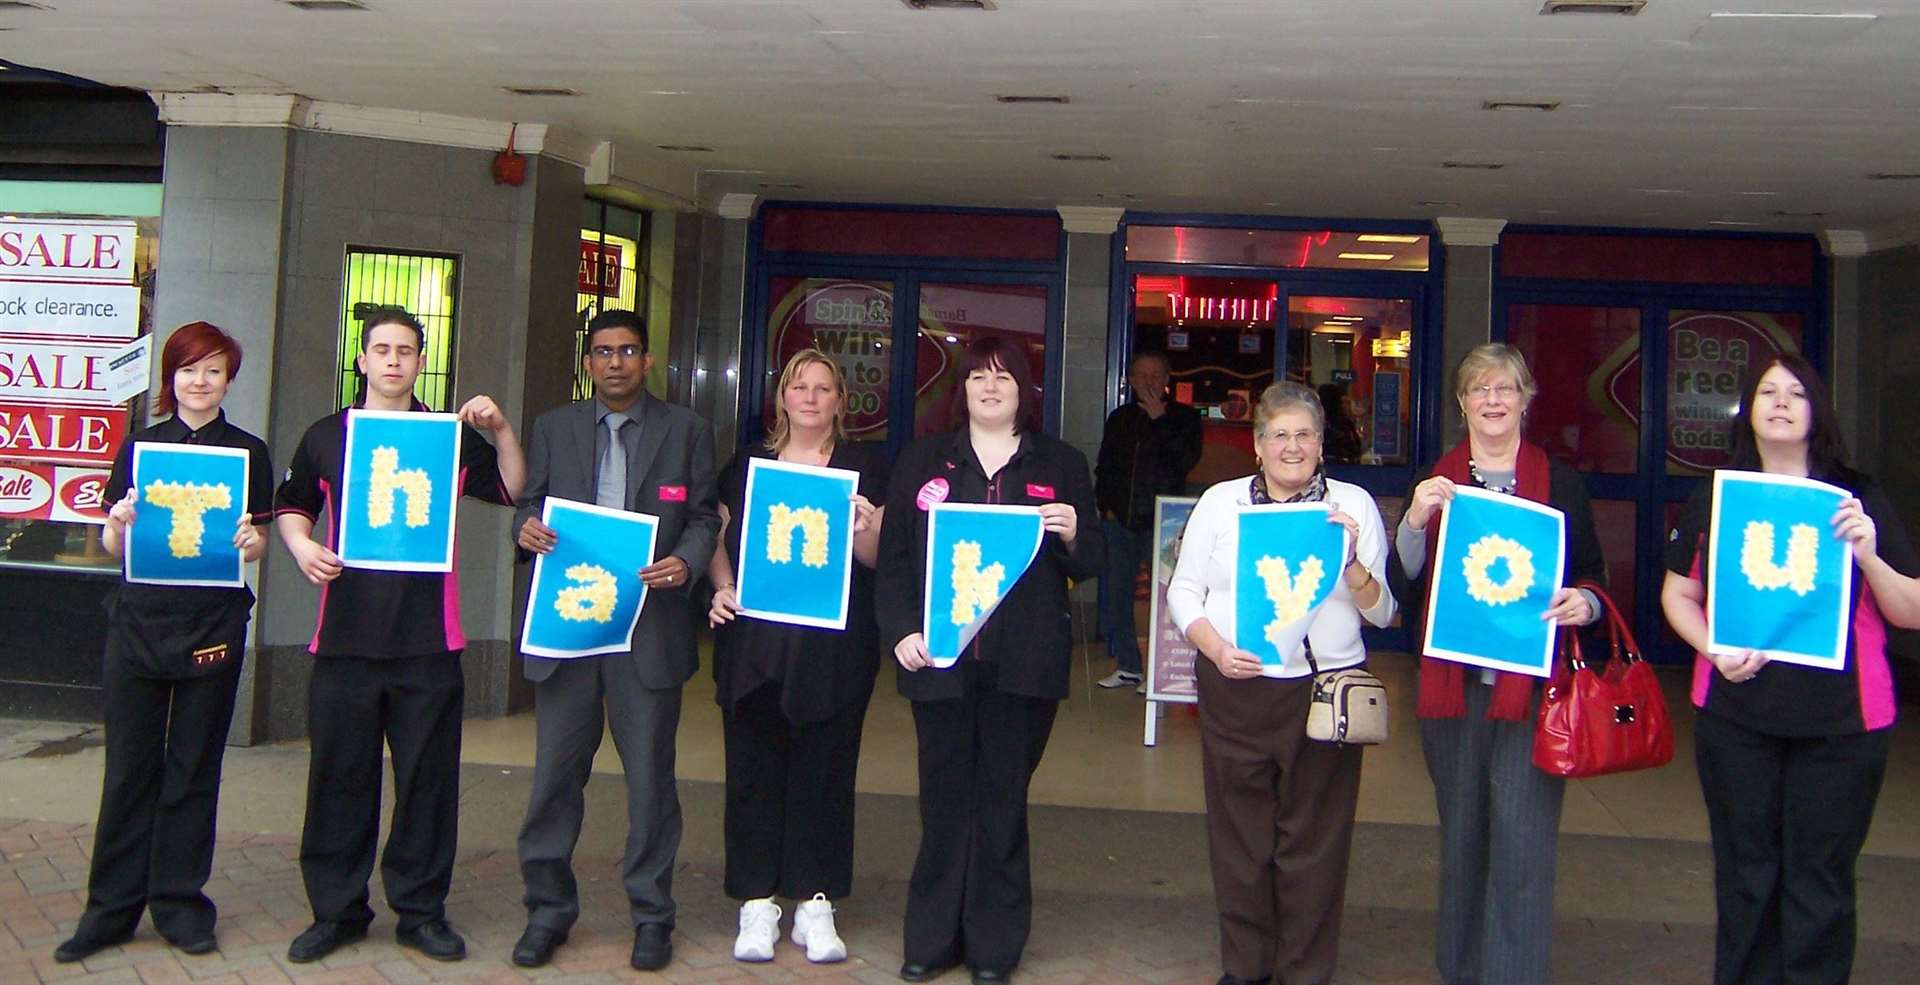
<box><xmin>55</xmin><ymin>322</ymin><xmax>273</xmax><ymax>964</ymax></box>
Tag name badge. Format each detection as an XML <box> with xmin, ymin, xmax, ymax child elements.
<box><xmin>916</xmin><ymin>477</ymin><xmax>950</xmax><ymax>511</ymax></box>
<box><xmin>1026</xmin><ymin>483</ymin><xmax>1055</xmax><ymax>500</ymax></box>
<box><xmin>658</xmin><ymin>485</ymin><xmax>687</xmax><ymax>502</ymax></box>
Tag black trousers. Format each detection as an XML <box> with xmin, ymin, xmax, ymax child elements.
<box><xmin>75</xmin><ymin>655</ymin><xmax>243</xmax><ymax>945</ymax></box>
<box><xmin>300</xmin><ymin>653</ymin><xmax>464</xmax><ymax>932</ymax></box>
<box><xmin>723</xmin><ymin>682</ymin><xmax>872</xmax><ymax>900</ymax></box>
<box><xmin>1694</xmin><ymin>711</ymin><xmax>1890</xmax><ymax>985</ymax></box>
<box><xmin>903</xmin><ymin>681</ymin><xmax>1059</xmax><ymax>972</ymax></box>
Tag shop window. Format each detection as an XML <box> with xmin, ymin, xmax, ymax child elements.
<box><xmin>911</xmin><ymin>282</ymin><xmax>1050</xmax><ymax>437</ymax></box>
<box><xmin>765</xmin><ymin>277</ymin><xmax>895</xmax><ymax>442</ymax></box>
<box><xmin>1286</xmin><ymin>295</ymin><xmax>1414</xmax><ymax>466</ymax></box>
<box><xmin>1663</xmin><ymin>310</ymin><xmax>1802</xmax><ymax>475</ymax></box>
<box><xmin>575</xmin><ymin>201</ymin><xmax>651</xmax><ymax>400</ymax></box>
<box><xmin>1499</xmin><ymin>232</ymin><xmax>1815</xmax><ymax>287</ymax></box>
<box><xmin>1508</xmin><ymin>304</ymin><xmax>1643</xmax><ymax>475</ymax></box>
<box><xmin>336</xmin><ymin>249</ymin><xmax>459</xmax><ymax>412</ymax></box>
<box><xmin>1126</xmin><ymin>226</ymin><xmax>1430</xmax><ymax>272</ymax></box>
<box><xmin>761</xmin><ymin>207</ymin><xmax>1059</xmax><ymax>262</ymax></box>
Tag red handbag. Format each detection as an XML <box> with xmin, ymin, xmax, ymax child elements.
<box><xmin>1532</xmin><ymin>582</ymin><xmax>1675</xmax><ymax>778</ymax></box>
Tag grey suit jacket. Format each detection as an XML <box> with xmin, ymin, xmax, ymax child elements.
<box><xmin>514</xmin><ymin>393</ymin><xmax>720</xmax><ymax>688</ymax></box>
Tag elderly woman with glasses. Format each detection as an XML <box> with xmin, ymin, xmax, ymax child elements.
<box><xmin>1166</xmin><ymin>381</ymin><xmax>1396</xmax><ymax>985</ymax></box>
<box><xmin>1394</xmin><ymin>344</ymin><xmax>1606</xmax><ymax>985</ymax></box>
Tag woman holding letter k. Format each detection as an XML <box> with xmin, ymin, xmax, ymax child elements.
<box><xmin>1660</xmin><ymin>354</ymin><xmax>1920</xmax><ymax>985</ymax></box>
<box><xmin>1395</xmin><ymin>344</ymin><xmax>1605</xmax><ymax>985</ymax></box>
<box><xmin>1165</xmin><ymin>381</ymin><xmax>1394</xmax><ymax>985</ymax></box>
<box><xmin>702</xmin><ymin>348</ymin><xmax>888</xmax><ymax>965</ymax></box>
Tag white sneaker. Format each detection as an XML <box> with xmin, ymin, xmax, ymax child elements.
<box><xmin>733</xmin><ymin>899</ymin><xmax>781</xmax><ymax>962</ymax></box>
<box><xmin>1097</xmin><ymin>670</ymin><xmax>1143</xmax><ymax>689</ymax></box>
<box><xmin>790</xmin><ymin>893</ymin><xmax>847</xmax><ymax>963</ymax></box>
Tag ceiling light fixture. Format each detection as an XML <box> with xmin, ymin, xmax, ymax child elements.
<box><xmin>656</xmin><ymin>145</ymin><xmax>716</xmax><ymax>153</ymax></box>
<box><xmin>0</xmin><ymin>1</ymin><xmax>51</xmax><ymax>10</ymax></box>
<box><xmin>900</xmin><ymin>0</ymin><xmax>996</xmax><ymax>10</ymax></box>
<box><xmin>1707</xmin><ymin>219</ymin><xmax>1762</xmax><ymax>227</ymax></box>
<box><xmin>1539</xmin><ymin>1</ymin><xmax>1646</xmax><ymax>14</ymax></box>
<box><xmin>1771</xmin><ymin>210</ymin><xmax>1827</xmax><ymax>218</ymax></box>
<box><xmin>284</xmin><ymin>0</ymin><xmax>368</xmax><ymax>10</ymax></box>
<box><xmin>1051</xmin><ymin>153</ymin><xmax>1112</xmax><ymax>162</ymax></box>
<box><xmin>503</xmin><ymin>86</ymin><xmax>578</xmax><ymax>97</ymax></box>
<box><xmin>758</xmin><ymin>182</ymin><xmax>805</xmax><ymax>190</ymax></box>
<box><xmin>1356</xmin><ymin>234</ymin><xmax>1423</xmax><ymax>244</ymax></box>
<box><xmin>1706</xmin><ymin>12</ymin><xmax>1876</xmax><ymax>21</ymax></box>
<box><xmin>1869</xmin><ymin>172</ymin><xmax>1920</xmax><ymax>181</ymax></box>
<box><xmin>1442</xmin><ymin>161</ymin><xmax>1505</xmax><ymax>170</ymax></box>
<box><xmin>996</xmin><ymin>94</ymin><xmax>1070</xmax><ymax>104</ymax></box>
<box><xmin>1337</xmin><ymin>252</ymin><xmax>1396</xmax><ymax>261</ymax></box>
<box><xmin>1483</xmin><ymin>100</ymin><xmax>1561</xmax><ymax>112</ymax></box>
<box><xmin>1418</xmin><ymin>201</ymin><xmax>1462</xmax><ymax>208</ymax></box>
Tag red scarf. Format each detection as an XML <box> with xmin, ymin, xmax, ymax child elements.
<box><xmin>1413</xmin><ymin>439</ymin><xmax>1555</xmax><ymax>721</ymax></box>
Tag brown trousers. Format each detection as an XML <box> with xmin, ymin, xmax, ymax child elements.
<box><xmin>1196</xmin><ymin>658</ymin><xmax>1364</xmax><ymax>985</ymax></box>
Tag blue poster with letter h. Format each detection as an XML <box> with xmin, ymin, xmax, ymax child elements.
<box><xmin>1707</xmin><ymin>470</ymin><xmax>1851</xmax><ymax>669</ymax></box>
<box><xmin>1232</xmin><ymin>504</ymin><xmax>1345</xmax><ymax>674</ymax></box>
<box><xmin>338</xmin><ymin>409</ymin><xmax>461</xmax><ymax>572</ymax></box>
<box><xmin>736</xmin><ymin>458</ymin><xmax>860</xmax><ymax>630</ymax></box>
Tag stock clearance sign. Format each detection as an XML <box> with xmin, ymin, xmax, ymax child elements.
<box><xmin>0</xmin><ymin>218</ymin><xmax>138</xmax><ymax>523</ymax></box>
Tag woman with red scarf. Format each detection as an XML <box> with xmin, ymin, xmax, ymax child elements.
<box><xmin>1394</xmin><ymin>344</ymin><xmax>1606</xmax><ymax>985</ymax></box>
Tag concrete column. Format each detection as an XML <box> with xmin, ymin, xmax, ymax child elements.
<box><xmin>1056</xmin><ymin>206</ymin><xmax>1122</xmax><ymax>465</ymax></box>
<box><xmin>1434</xmin><ymin>217</ymin><xmax>1507</xmax><ymax>445</ymax></box>
<box><xmin>1819</xmin><ymin>230</ymin><xmax>1868</xmax><ymax>473</ymax></box>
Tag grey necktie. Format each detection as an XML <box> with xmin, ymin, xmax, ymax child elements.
<box><xmin>596</xmin><ymin>413</ymin><xmax>628</xmax><ymax>508</ymax></box>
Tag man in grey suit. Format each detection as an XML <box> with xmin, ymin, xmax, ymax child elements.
<box><xmin>507</xmin><ymin>309</ymin><xmax>719</xmax><ymax>972</ymax></box>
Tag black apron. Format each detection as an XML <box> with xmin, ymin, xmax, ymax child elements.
<box><xmin>103</xmin><ymin>586</ymin><xmax>252</xmax><ymax>680</ymax></box>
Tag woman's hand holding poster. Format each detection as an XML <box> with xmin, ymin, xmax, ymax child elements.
<box><xmin>1232</xmin><ymin>504</ymin><xmax>1346</xmax><ymax>676</ymax></box>
<box><xmin>735</xmin><ymin>458</ymin><xmax>860</xmax><ymax>629</ymax></box>
<box><xmin>338</xmin><ymin>409</ymin><xmax>461</xmax><ymax>571</ymax></box>
<box><xmin>520</xmin><ymin>498</ymin><xmax>660</xmax><ymax>659</ymax></box>
<box><xmin>126</xmin><ymin>444</ymin><xmax>250</xmax><ymax>588</ymax></box>
<box><xmin>1707</xmin><ymin>469</ymin><xmax>1852</xmax><ymax>669</ymax></box>
<box><xmin>921</xmin><ymin>503</ymin><xmax>1045</xmax><ymax>668</ymax></box>
<box><xmin>1424</xmin><ymin>486</ymin><xmax>1566</xmax><ymax>677</ymax></box>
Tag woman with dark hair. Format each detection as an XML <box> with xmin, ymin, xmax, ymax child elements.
<box><xmin>875</xmin><ymin>335</ymin><xmax>1102</xmax><ymax>985</ymax></box>
<box><xmin>706</xmin><ymin>348</ymin><xmax>887</xmax><ymax>964</ymax></box>
<box><xmin>1316</xmin><ymin>383</ymin><xmax>1364</xmax><ymax>464</ymax></box>
<box><xmin>1394</xmin><ymin>343</ymin><xmax>1606</xmax><ymax>985</ymax></box>
<box><xmin>1661</xmin><ymin>353</ymin><xmax>1920</xmax><ymax>985</ymax></box>
<box><xmin>56</xmin><ymin>322</ymin><xmax>273</xmax><ymax>963</ymax></box>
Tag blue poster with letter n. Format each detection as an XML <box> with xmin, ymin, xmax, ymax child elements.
<box><xmin>922</xmin><ymin>503</ymin><xmax>1046</xmax><ymax>668</ymax></box>
<box><xmin>520</xmin><ymin>498</ymin><xmax>660</xmax><ymax>659</ymax></box>
<box><xmin>1423</xmin><ymin>486</ymin><xmax>1566</xmax><ymax>678</ymax></box>
<box><xmin>1707</xmin><ymin>469</ymin><xmax>1852</xmax><ymax>670</ymax></box>
<box><xmin>1231</xmin><ymin>504</ymin><xmax>1346</xmax><ymax>676</ymax></box>
<box><xmin>338</xmin><ymin>409</ymin><xmax>461</xmax><ymax>572</ymax></box>
<box><xmin>126</xmin><ymin>443</ymin><xmax>250</xmax><ymax>588</ymax></box>
<box><xmin>736</xmin><ymin>458</ymin><xmax>860</xmax><ymax>630</ymax></box>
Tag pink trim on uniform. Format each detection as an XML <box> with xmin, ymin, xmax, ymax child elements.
<box><xmin>443</xmin><ymin>467</ymin><xmax>468</xmax><ymax>652</ymax></box>
<box><xmin>309</xmin><ymin>478</ymin><xmax>335</xmax><ymax>655</ymax></box>
<box><xmin>1855</xmin><ymin>582</ymin><xmax>1897</xmax><ymax>730</ymax></box>
<box><xmin>1687</xmin><ymin>535</ymin><xmax>1713</xmax><ymax>709</ymax></box>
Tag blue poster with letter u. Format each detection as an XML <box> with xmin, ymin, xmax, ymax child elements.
<box><xmin>1707</xmin><ymin>470</ymin><xmax>1851</xmax><ymax>669</ymax></box>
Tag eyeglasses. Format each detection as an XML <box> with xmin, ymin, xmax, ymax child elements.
<box><xmin>1256</xmin><ymin>428</ymin><xmax>1320</xmax><ymax>447</ymax></box>
<box><xmin>590</xmin><ymin>344</ymin><xmax>642</xmax><ymax>361</ymax></box>
<box><xmin>1466</xmin><ymin>383</ymin><xmax>1521</xmax><ymax>400</ymax></box>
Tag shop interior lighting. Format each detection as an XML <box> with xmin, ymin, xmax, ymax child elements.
<box><xmin>1337</xmin><ymin>252</ymin><xmax>1396</xmax><ymax>261</ymax></box>
<box><xmin>1539</xmin><ymin>1</ymin><xmax>1646</xmax><ymax>14</ymax></box>
<box><xmin>901</xmin><ymin>0</ymin><xmax>997</xmax><ymax>10</ymax></box>
<box><xmin>1483</xmin><ymin>100</ymin><xmax>1561</xmax><ymax>112</ymax></box>
<box><xmin>284</xmin><ymin>0</ymin><xmax>368</xmax><ymax>10</ymax></box>
<box><xmin>503</xmin><ymin>87</ymin><xmax>578</xmax><ymax>97</ymax></box>
<box><xmin>1356</xmin><ymin>234</ymin><xmax>1422</xmax><ymax>244</ymax></box>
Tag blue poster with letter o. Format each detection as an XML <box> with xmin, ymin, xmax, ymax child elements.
<box><xmin>1423</xmin><ymin>486</ymin><xmax>1566</xmax><ymax>678</ymax></box>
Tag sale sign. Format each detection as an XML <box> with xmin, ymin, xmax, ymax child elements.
<box><xmin>0</xmin><ymin>402</ymin><xmax>128</xmax><ymax>464</ymax></box>
<box><xmin>0</xmin><ymin>461</ymin><xmax>109</xmax><ymax>523</ymax></box>
<box><xmin>0</xmin><ymin>220</ymin><xmax>137</xmax><ymax>285</ymax></box>
<box><xmin>0</xmin><ymin>339</ymin><xmax>120</xmax><ymax>404</ymax></box>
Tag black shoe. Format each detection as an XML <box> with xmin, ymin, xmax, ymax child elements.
<box><xmin>286</xmin><ymin>921</ymin><xmax>368</xmax><ymax>963</ymax></box>
<box><xmin>511</xmin><ymin>925</ymin><xmax>567</xmax><ymax>968</ymax></box>
<box><xmin>900</xmin><ymin>960</ymin><xmax>957</xmax><ymax>982</ymax></box>
<box><xmin>396</xmin><ymin>919</ymin><xmax>466</xmax><ymax>962</ymax></box>
<box><xmin>972</xmin><ymin>968</ymin><xmax>1015</xmax><ymax>985</ymax></box>
<box><xmin>172</xmin><ymin>934</ymin><xmax>218</xmax><ymax>956</ymax></box>
<box><xmin>630</xmin><ymin>923</ymin><xmax>672</xmax><ymax>971</ymax></box>
<box><xmin>53</xmin><ymin>929</ymin><xmax>132</xmax><ymax>964</ymax></box>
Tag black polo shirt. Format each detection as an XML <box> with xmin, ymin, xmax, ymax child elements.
<box><xmin>103</xmin><ymin>411</ymin><xmax>273</xmax><ymax>677</ymax></box>
<box><xmin>273</xmin><ymin>403</ymin><xmax>512</xmax><ymax>659</ymax></box>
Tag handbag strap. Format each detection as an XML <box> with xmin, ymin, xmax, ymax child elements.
<box><xmin>1302</xmin><ymin>638</ymin><xmax>1322</xmax><ymax>678</ymax></box>
<box><xmin>1573</xmin><ymin>580</ymin><xmax>1643</xmax><ymax>664</ymax></box>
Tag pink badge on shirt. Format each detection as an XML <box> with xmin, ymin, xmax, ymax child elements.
<box><xmin>916</xmin><ymin>477</ymin><xmax>950</xmax><ymax>511</ymax></box>
<box><xmin>658</xmin><ymin>485</ymin><xmax>687</xmax><ymax>502</ymax></box>
<box><xmin>1026</xmin><ymin>483</ymin><xmax>1055</xmax><ymax>500</ymax></box>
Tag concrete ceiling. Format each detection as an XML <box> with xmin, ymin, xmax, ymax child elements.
<box><xmin>5</xmin><ymin>0</ymin><xmax>1919</xmax><ymax>234</ymax></box>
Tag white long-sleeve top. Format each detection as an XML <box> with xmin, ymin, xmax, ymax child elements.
<box><xmin>1167</xmin><ymin>475</ymin><xmax>1397</xmax><ymax>679</ymax></box>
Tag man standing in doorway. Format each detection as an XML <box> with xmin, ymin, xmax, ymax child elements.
<box><xmin>507</xmin><ymin>309</ymin><xmax>719</xmax><ymax>972</ymax></box>
<box><xmin>274</xmin><ymin>310</ymin><xmax>526</xmax><ymax>963</ymax></box>
<box><xmin>1094</xmin><ymin>349</ymin><xmax>1202</xmax><ymax>689</ymax></box>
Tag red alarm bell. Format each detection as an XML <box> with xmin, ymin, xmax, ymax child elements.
<box><xmin>492</xmin><ymin>123</ymin><xmax>527</xmax><ymax>186</ymax></box>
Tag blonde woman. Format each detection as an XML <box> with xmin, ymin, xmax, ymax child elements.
<box><xmin>707</xmin><ymin>349</ymin><xmax>887</xmax><ymax>963</ymax></box>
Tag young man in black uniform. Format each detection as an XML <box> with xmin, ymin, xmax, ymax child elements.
<box><xmin>273</xmin><ymin>311</ymin><xmax>525</xmax><ymax>964</ymax></box>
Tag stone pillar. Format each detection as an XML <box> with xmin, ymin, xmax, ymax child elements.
<box><xmin>1434</xmin><ymin>217</ymin><xmax>1507</xmax><ymax>445</ymax></box>
<box><xmin>1056</xmin><ymin>206</ymin><xmax>1123</xmax><ymax>465</ymax></box>
<box><xmin>1819</xmin><ymin>229</ymin><xmax>1869</xmax><ymax>474</ymax></box>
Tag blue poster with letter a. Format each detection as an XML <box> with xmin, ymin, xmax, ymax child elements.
<box><xmin>520</xmin><ymin>498</ymin><xmax>660</xmax><ymax>659</ymax></box>
<box><xmin>337</xmin><ymin>409</ymin><xmax>462</xmax><ymax>572</ymax></box>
